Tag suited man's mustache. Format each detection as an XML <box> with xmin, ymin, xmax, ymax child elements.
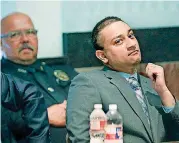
<box><xmin>128</xmin><ymin>50</ymin><xmax>139</xmax><ymax>56</ymax></box>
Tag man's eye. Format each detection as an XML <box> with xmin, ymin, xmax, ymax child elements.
<box><xmin>27</xmin><ymin>29</ymin><xmax>37</xmax><ymax>35</ymax></box>
<box><xmin>114</xmin><ymin>39</ymin><xmax>122</xmax><ymax>45</ymax></box>
<box><xmin>10</xmin><ymin>32</ymin><xmax>19</xmax><ymax>38</ymax></box>
<box><xmin>129</xmin><ymin>33</ymin><xmax>135</xmax><ymax>39</ymax></box>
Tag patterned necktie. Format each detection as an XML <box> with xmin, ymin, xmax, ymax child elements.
<box><xmin>127</xmin><ymin>77</ymin><xmax>150</xmax><ymax>124</ymax></box>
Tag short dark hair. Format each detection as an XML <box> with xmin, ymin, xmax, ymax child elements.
<box><xmin>91</xmin><ymin>16</ymin><xmax>123</xmax><ymax>50</ymax></box>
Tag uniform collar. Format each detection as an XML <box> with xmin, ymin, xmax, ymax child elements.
<box><xmin>1</xmin><ymin>57</ymin><xmax>43</xmax><ymax>71</ymax></box>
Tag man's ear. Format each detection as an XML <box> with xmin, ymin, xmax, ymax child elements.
<box><xmin>95</xmin><ymin>50</ymin><xmax>108</xmax><ymax>64</ymax></box>
<box><xmin>1</xmin><ymin>39</ymin><xmax>4</xmax><ymax>51</ymax></box>
<box><xmin>0</xmin><ymin>40</ymin><xmax>3</xmax><ymax>51</ymax></box>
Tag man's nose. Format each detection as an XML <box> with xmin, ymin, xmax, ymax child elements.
<box><xmin>20</xmin><ymin>32</ymin><xmax>29</xmax><ymax>42</ymax></box>
<box><xmin>126</xmin><ymin>38</ymin><xmax>136</xmax><ymax>50</ymax></box>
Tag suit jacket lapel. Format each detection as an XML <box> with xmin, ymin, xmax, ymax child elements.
<box><xmin>103</xmin><ymin>69</ymin><xmax>153</xmax><ymax>141</ymax></box>
<box><xmin>139</xmin><ymin>75</ymin><xmax>160</xmax><ymax>143</ymax></box>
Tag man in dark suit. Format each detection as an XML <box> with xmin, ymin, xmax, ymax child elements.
<box><xmin>67</xmin><ymin>16</ymin><xmax>179</xmax><ymax>143</ymax></box>
<box><xmin>1</xmin><ymin>12</ymin><xmax>78</xmax><ymax>143</ymax></box>
<box><xmin>1</xmin><ymin>72</ymin><xmax>50</xmax><ymax>143</ymax></box>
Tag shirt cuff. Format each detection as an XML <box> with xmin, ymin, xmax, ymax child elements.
<box><xmin>162</xmin><ymin>106</ymin><xmax>174</xmax><ymax>113</ymax></box>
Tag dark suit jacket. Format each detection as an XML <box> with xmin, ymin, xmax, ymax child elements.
<box><xmin>1</xmin><ymin>58</ymin><xmax>78</xmax><ymax>143</ymax></box>
<box><xmin>67</xmin><ymin>68</ymin><xmax>179</xmax><ymax>143</ymax></box>
<box><xmin>1</xmin><ymin>73</ymin><xmax>50</xmax><ymax>143</ymax></box>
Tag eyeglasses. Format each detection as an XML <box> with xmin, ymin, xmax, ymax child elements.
<box><xmin>1</xmin><ymin>29</ymin><xmax>38</xmax><ymax>41</ymax></box>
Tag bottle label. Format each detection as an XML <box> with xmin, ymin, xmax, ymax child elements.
<box><xmin>90</xmin><ymin>120</ymin><xmax>107</xmax><ymax>130</ymax></box>
<box><xmin>105</xmin><ymin>124</ymin><xmax>123</xmax><ymax>140</ymax></box>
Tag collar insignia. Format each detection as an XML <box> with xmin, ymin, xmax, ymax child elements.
<box><xmin>17</xmin><ymin>68</ymin><xmax>27</xmax><ymax>73</ymax></box>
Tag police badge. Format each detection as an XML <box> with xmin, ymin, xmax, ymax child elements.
<box><xmin>54</xmin><ymin>70</ymin><xmax>69</xmax><ymax>81</ymax></box>
<box><xmin>54</xmin><ymin>70</ymin><xmax>70</xmax><ymax>87</ymax></box>
<box><xmin>54</xmin><ymin>70</ymin><xmax>70</xmax><ymax>86</ymax></box>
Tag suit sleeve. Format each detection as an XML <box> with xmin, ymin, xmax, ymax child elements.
<box><xmin>1</xmin><ymin>72</ymin><xmax>50</xmax><ymax>143</ymax></box>
<box><xmin>163</xmin><ymin>99</ymin><xmax>179</xmax><ymax>141</ymax></box>
<box><xmin>67</xmin><ymin>73</ymin><xmax>101</xmax><ymax>143</ymax></box>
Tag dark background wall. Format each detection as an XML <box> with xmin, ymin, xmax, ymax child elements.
<box><xmin>63</xmin><ymin>27</ymin><xmax>179</xmax><ymax>68</ymax></box>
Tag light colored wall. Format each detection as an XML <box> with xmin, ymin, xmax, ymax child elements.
<box><xmin>61</xmin><ymin>1</ymin><xmax>179</xmax><ymax>32</ymax></box>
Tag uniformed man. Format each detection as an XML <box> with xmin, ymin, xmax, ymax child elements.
<box><xmin>1</xmin><ymin>72</ymin><xmax>50</xmax><ymax>143</ymax></box>
<box><xmin>1</xmin><ymin>12</ymin><xmax>78</xmax><ymax>143</ymax></box>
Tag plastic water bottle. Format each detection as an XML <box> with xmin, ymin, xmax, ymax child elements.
<box><xmin>90</xmin><ymin>104</ymin><xmax>107</xmax><ymax>143</ymax></box>
<box><xmin>104</xmin><ymin>104</ymin><xmax>123</xmax><ymax>143</ymax></box>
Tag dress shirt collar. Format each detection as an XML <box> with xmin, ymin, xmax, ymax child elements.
<box><xmin>119</xmin><ymin>72</ymin><xmax>138</xmax><ymax>81</ymax></box>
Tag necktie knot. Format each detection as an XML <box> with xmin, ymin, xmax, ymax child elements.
<box><xmin>27</xmin><ymin>67</ymin><xmax>36</xmax><ymax>73</ymax></box>
<box><xmin>128</xmin><ymin>77</ymin><xmax>140</xmax><ymax>90</ymax></box>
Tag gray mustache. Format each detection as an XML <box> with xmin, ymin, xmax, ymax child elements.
<box><xmin>19</xmin><ymin>43</ymin><xmax>35</xmax><ymax>52</ymax></box>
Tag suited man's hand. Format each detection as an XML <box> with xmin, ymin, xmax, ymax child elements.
<box><xmin>146</xmin><ymin>63</ymin><xmax>175</xmax><ymax>107</ymax></box>
<box><xmin>47</xmin><ymin>100</ymin><xmax>67</xmax><ymax>127</ymax></box>
<box><xmin>146</xmin><ymin>63</ymin><xmax>167</xmax><ymax>94</ymax></box>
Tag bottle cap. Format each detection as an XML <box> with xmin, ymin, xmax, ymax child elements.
<box><xmin>109</xmin><ymin>104</ymin><xmax>117</xmax><ymax>110</ymax></box>
<box><xmin>94</xmin><ymin>104</ymin><xmax>102</xmax><ymax>109</ymax></box>
<box><xmin>90</xmin><ymin>138</ymin><xmax>103</xmax><ymax>143</ymax></box>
